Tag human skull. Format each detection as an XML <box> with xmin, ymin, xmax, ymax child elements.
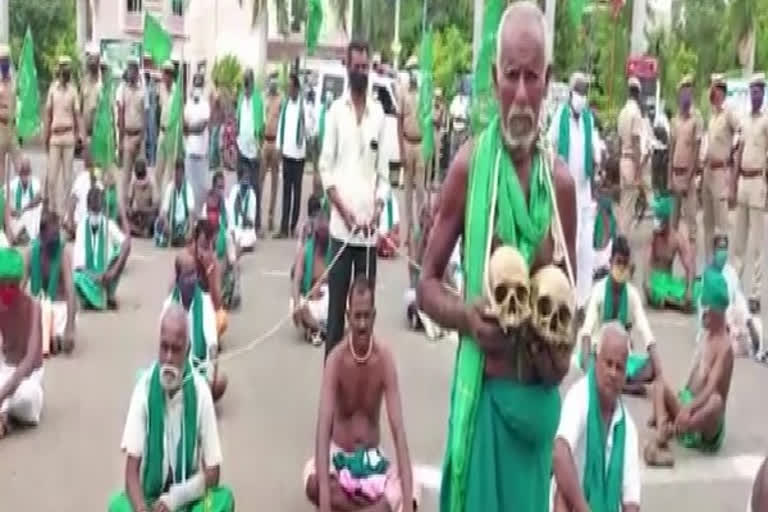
<box><xmin>530</xmin><ymin>265</ymin><xmax>575</xmax><ymax>347</ymax></box>
<box><xmin>485</xmin><ymin>246</ymin><xmax>531</xmax><ymax>331</ymax></box>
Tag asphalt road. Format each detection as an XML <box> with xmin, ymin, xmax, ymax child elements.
<box><xmin>0</xmin><ymin>150</ymin><xmax>766</xmax><ymax>511</ymax></box>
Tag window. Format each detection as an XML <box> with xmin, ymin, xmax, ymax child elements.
<box><xmin>172</xmin><ymin>0</ymin><xmax>184</xmax><ymax>16</ymax></box>
<box><xmin>127</xmin><ymin>0</ymin><xmax>142</xmax><ymax>12</ymax></box>
<box><xmin>372</xmin><ymin>85</ymin><xmax>397</xmax><ymax>116</ymax></box>
<box><xmin>321</xmin><ymin>74</ymin><xmax>344</xmax><ymax>103</ymax></box>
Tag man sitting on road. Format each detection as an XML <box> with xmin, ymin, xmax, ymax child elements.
<box><xmin>108</xmin><ymin>304</ymin><xmax>234</xmax><ymax>512</ymax></box>
<box><xmin>156</xmin><ymin>159</ymin><xmax>196</xmax><ymax>248</ymax></box>
<box><xmin>6</xmin><ymin>157</ymin><xmax>43</xmax><ymax>246</ymax></box>
<box><xmin>184</xmin><ymin>220</ymin><xmax>228</xmax><ymax>342</ymax></box>
<box><xmin>202</xmin><ymin>172</ymin><xmax>239</xmax><ymax>310</ymax></box>
<box><xmin>72</xmin><ymin>188</ymin><xmax>131</xmax><ymax>310</ymax></box>
<box><xmin>0</xmin><ymin>248</ymin><xmax>43</xmax><ymax>439</ymax></box>
<box><xmin>552</xmin><ymin>323</ymin><xmax>641</xmax><ymax>512</ymax></box>
<box><xmin>163</xmin><ymin>251</ymin><xmax>227</xmax><ymax>402</ymax></box>
<box><xmin>592</xmin><ymin>195</ymin><xmax>617</xmax><ymax>278</ymax></box>
<box><xmin>226</xmin><ymin>170</ymin><xmax>257</xmax><ymax>252</ymax></box>
<box><xmin>578</xmin><ymin>236</ymin><xmax>662</xmax><ymax>394</ymax></box>
<box><xmin>67</xmin><ymin>150</ymin><xmax>102</xmax><ymax>238</ymax></box>
<box><xmin>644</xmin><ymin>196</ymin><xmax>696</xmax><ymax>312</ymax></box>
<box><xmin>23</xmin><ymin>211</ymin><xmax>76</xmax><ymax>356</ymax></box>
<box><xmin>377</xmin><ymin>193</ymin><xmax>401</xmax><ymax>259</ymax></box>
<box><xmin>127</xmin><ymin>159</ymin><xmax>158</xmax><ymax>238</ymax></box>
<box><xmin>305</xmin><ymin>276</ymin><xmax>418</xmax><ymax>512</ymax></box>
<box><xmin>291</xmin><ymin>212</ymin><xmax>330</xmax><ymax>346</ymax></box>
<box><xmin>644</xmin><ymin>267</ymin><xmax>734</xmax><ymax>467</ymax></box>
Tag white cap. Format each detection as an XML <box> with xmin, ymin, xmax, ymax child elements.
<box><xmin>86</xmin><ymin>42</ymin><xmax>100</xmax><ymax>56</ymax></box>
<box><xmin>569</xmin><ymin>72</ymin><xmax>589</xmax><ymax>89</ymax></box>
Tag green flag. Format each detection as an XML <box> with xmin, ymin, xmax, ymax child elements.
<box><xmin>90</xmin><ymin>70</ymin><xmax>117</xmax><ymax>169</ymax></box>
<box><xmin>418</xmin><ymin>26</ymin><xmax>434</xmax><ymax>161</ymax></box>
<box><xmin>471</xmin><ymin>0</ymin><xmax>503</xmax><ymax>134</ymax></box>
<box><xmin>569</xmin><ymin>0</ymin><xmax>589</xmax><ymax>24</ymax></box>
<box><xmin>164</xmin><ymin>71</ymin><xmax>184</xmax><ymax>159</ymax></box>
<box><xmin>16</xmin><ymin>27</ymin><xmax>40</xmax><ymax>141</ymax></box>
<box><xmin>305</xmin><ymin>0</ymin><xmax>323</xmax><ymax>56</ymax></box>
<box><xmin>143</xmin><ymin>13</ymin><xmax>172</xmax><ymax>66</ymax></box>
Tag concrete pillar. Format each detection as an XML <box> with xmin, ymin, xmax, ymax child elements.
<box><xmin>472</xmin><ymin>0</ymin><xmax>483</xmax><ymax>71</ymax></box>
<box><xmin>631</xmin><ymin>0</ymin><xmax>647</xmax><ymax>56</ymax></box>
<box><xmin>0</xmin><ymin>0</ymin><xmax>9</xmax><ymax>45</ymax></box>
<box><xmin>545</xmin><ymin>0</ymin><xmax>555</xmax><ymax>64</ymax></box>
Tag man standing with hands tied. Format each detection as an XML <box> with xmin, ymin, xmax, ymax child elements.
<box><xmin>319</xmin><ymin>40</ymin><xmax>390</xmax><ymax>358</ymax></box>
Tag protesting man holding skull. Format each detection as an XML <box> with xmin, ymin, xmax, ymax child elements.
<box><xmin>417</xmin><ymin>3</ymin><xmax>577</xmax><ymax>511</ymax></box>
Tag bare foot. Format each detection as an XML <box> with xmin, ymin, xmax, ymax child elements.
<box><xmin>644</xmin><ymin>441</ymin><xmax>675</xmax><ymax>467</ymax></box>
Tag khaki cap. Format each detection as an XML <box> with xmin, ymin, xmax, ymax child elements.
<box><xmin>58</xmin><ymin>55</ymin><xmax>72</xmax><ymax>66</ymax></box>
<box><xmin>126</xmin><ymin>56</ymin><xmax>140</xmax><ymax>66</ymax></box>
<box><xmin>710</xmin><ymin>73</ymin><xmax>726</xmax><ymax>87</ymax></box>
<box><xmin>405</xmin><ymin>55</ymin><xmax>418</xmax><ymax>69</ymax></box>
<box><xmin>161</xmin><ymin>60</ymin><xmax>175</xmax><ymax>71</ymax></box>
<box><xmin>678</xmin><ymin>74</ymin><xmax>693</xmax><ymax>89</ymax></box>
<box><xmin>627</xmin><ymin>76</ymin><xmax>641</xmax><ymax>89</ymax></box>
<box><xmin>749</xmin><ymin>72</ymin><xmax>766</xmax><ymax>87</ymax></box>
<box><xmin>0</xmin><ymin>44</ymin><xmax>10</xmax><ymax>58</ymax></box>
<box><xmin>569</xmin><ymin>72</ymin><xmax>590</xmax><ymax>89</ymax></box>
<box><xmin>435</xmin><ymin>88</ymin><xmax>443</xmax><ymax>97</ymax></box>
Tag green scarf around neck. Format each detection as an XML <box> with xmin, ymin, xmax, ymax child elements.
<box><xmin>593</xmin><ymin>197</ymin><xmax>616</xmax><ymax>249</ymax></box>
<box><xmin>236</xmin><ymin>91</ymin><xmax>264</xmax><ymax>140</ymax></box>
<box><xmin>171</xmin><ymin>285</ymin><xmax>207</xmax><ymax>363</ymax></box>
<box><xmin>30</xmin><ymin>238</ymin><xmax>63</xmax><ymax>299</ymax></box>
<box><xmin>105</xmin><ymin>185</ymin><xmax>119</xmax><ymax>222</ymax></box>
<box><xmin>302</xmin><ymin>236</ymin><xmax>316</xmax><ymax>296</ymax></box>
<box><xmin>386</xmin><ymin>197</ymin><xmax>394</xmax><ymax>231</ymax></box>
<box><xmin>143</xmin><ymin>361</ymin><xmax>198</xmax><ymax>504</ymax></box>
<box><xmin>443</xmin><ymin>115</ymin><xmax>555</xmax><ymax>512</ymax></box>
<box><xmin>583</xmin><ymin>365</ymin><xmax>626</xmax><ymax>512</ymax></box>
<box><xmin>279</xmin><ymin>96</ymin><xmax>305</xmax><ymax>150</ymax></box>
<box><xmin>557</xmin><ymin>104</ymin><xmax>594</xmax><ymax>179</ymax></box>
<box><xmin>169</xmin><ymin>183</ymin><xmax>189</xmax><ymax>230</ymax></box>
<box><xmin>0</xmin><ymin>190</ymin><xmax>5</xmax><ymax>230</ymax></box>
<box><xmin>602</xmin><ymin>276</ymin><xmax>628</xmax><ymax>327</ymax></box>
<box><xmin>15</xmin><ymin>180</ymin><xmax>33</xmax><ymax>211</ymax></box>
<box><xmin>85</xmin><ymin>218</ymin><xmax>107</xmax><ymax>272</ymax></box>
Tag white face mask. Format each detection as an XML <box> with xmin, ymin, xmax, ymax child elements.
<box><xmin>160</xmin><ymin>364</ymin><xmax>182</xmax><ymax>391</ymax></box>
<box><xmin>571</xmin><ymin>92</ymin><xmax>587</xmax><ymax>114</ymax></box>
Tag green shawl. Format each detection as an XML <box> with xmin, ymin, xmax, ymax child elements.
<box><xmin>302</xmin><ymin>236</ymin><xmax>316</xmax><ymax>296</ymax></box>
<box><xmin>0</xmin><ymin>189</ymin><xmax>5</xmax><ymax>230</ymax></box>
<box><xmin>236</xmin><ymin>91</ymin><xmax>264</xmax><ymax>140</ymax></box>
<box><xmin>279</xmin><ymin>97</ymin><xmax>305</xmax><ymax>150</ymax></box>
<box><xmin>171</xmin><ymin>285</ymin><xmax>207</xmax><ymax>364</ymax></box>
<box><xmin>169</xmin><ymin>183</ymin><xmax>189</xmax><ymax>230</ymax></box>
<box><xmin>30</xmin><ymin>238</ymin><xmax>63</xmax><ymax>299</ymax></box>
<box><xmin>85</xmin><ymin>218</ymin><xmax>107</xmax><ymax>272</ymax></box>
<box><xmin>557</xmin><ymin>104</ymin><xmax>594</xmax><ymax>179</ymax></box>
<box><xmin>215</xmin><ymin>203</ymin><xmax>228</xmax><ymax>262</ymax></box>
<box><xmin>443</xmin><ymin>115</ymin><xmax>554</xmax><ymax>511</ymax></box>
<box><xmin>143</xmin><ymin>361</ymin><xmax>198</xmax><ymax>504</ymax></box>
<box><xmin>386</xmin><ymin>196</ymin><xmax>395</xmax><ymax>232</ymax></box>
<box><xmin>583</xmin><ymin>365</ymin><xmax>626</xmax><ymax>512</ymax></box>
<box><xmin>593</xmin><ymin>197</ymin><xmax>616</xmax><ymax>249</ymax></box>
<box><xmin>14</xmin><ymin>180</ymin><xmax>33</xmax><ymax>211</ymax></box>
<box><xmin>105</xmin><ymin>185</ymin><xmax>119</xmax><ymax>222</ymax></box>
<box><xmin>602</xmin><ymin>276</ymin><xmax>628</xmax><ymax>327</ymax></box>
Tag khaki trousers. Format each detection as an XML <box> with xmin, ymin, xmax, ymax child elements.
<box><xmin>47</xmin><ymin>143</ymin><xmax>75</xmax><ymax>216</ymax></box>
<box><xmin>261</xmin><ymin>140</ymin><xmax>281</xmax><ymax>228</ymax></box>
<box><xmin>0</xmin><ymin>124</ymin><xmax>20</xmax><ymax>185</ymax></box>
<box><xmin>403</xmin><ymin>139</ymin><xmax>425</xmax><ymax>239</ymax></box>
<box><xmin>618</xmin><ymin>157</ymin><xmax>639</xmax><ymax>235</ymax></box>
<box><xmin>670</xmin><ymin>168</ymin><xmax>698</xmax><ymax>243</ymax></box>
<box><xmin>121</xmin><ymin>134</ymin><xmax>144</xmax><ymax>203</ymax></box>
<box><xmin>154</xmin><ymin>131</ymin><xmax>175</xmax><ymax>196</ymax></box>
<box><xmin>732</xmin><ymin>174</ymin><xmax>766</xmax><ymax>300</ymax></box>
<box><xmin>701</xmin><ymin>166</ymin><xmax>731</xmax><ymax>258</ymax></box>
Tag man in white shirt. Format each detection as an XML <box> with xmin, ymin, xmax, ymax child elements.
<box><xmin>319</xmin><ymin>40</ymin><xmax>390</xmax><ymax>357</ymax></box>
<box><xmin>235</xmin><ymin>70</ymin><xmax>263</xmax><ymax>234</ymax></box>
<box><xmin>548</xmin><ymin>72</ymin><xmax>603</xmax><ymax>312</ymax></box>
<box><xmin>108</xmin><ymin>304</ymin><xmax>233</xmax><ymax>512</ymax></box>
<box><xmin>226</xmin><ymin>172</ymin><xmax>257</xmax><ymax>251</ymax></box>
<box><xmin>68</xmin><ymin>150</ymin><xmax>103</xmax><ymax>236</ymax></box>
<box><xmin>275</xmin><ymin>73</ymin><xmax>307</xmax><ymax>239</ymax></box>
<box><xmin>552</xmin><ymin>323</ymin><xmax>641</xmax><ymax>512</ymax></box>
<box><xmin>156</xmin><ymin>159</ymin><xmax>196</xmax><ymax>248</ymax></box>
<box><xmin>6</xmin><ymin>157</ymin><xmax>43</xmax><ymax>245</ymax></box>
<box><xmin>184</xmin><ymin>73</ymin><xmax>211</xmax><ymax>211</ymax></box>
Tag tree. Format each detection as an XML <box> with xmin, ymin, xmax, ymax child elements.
<box><xmin>212</xmin><ymin>55</ymin><xmax>243</xmax><ymax>99</ymax></box>
<box><xmin>433</xmin><ymin>25</ymin><xmax>471</xmax><ymax>97</ymax></box>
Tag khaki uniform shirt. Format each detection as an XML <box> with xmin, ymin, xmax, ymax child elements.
<box><xmin>47</xmin><ymin>80</ymin><xmax>79</xmax><ymax>146</ymax></box>
<box><xmin>740</xmin><ymin>111</ymin><xmax>768</xmax><ymax>171</ymax></box>
<box><xmin>670</xmin><ymin>109</ymin><xmax>703</xmax><ymax>169</ymax></box>
<box><xmin>617</xmin><ymin>99</ymin><xmax>643</xmax><ymax>157</ymax></box>
<box><xmin>401</xmin><ymin>87</ymin><xmax>422</xmax><ymax>140</ymax></box>
<box><xmin>705</xmin><ymin>107</ymin><xmax>740</xmax><ymax>165</ymax></box>
<box><xmin>121</xmin><ymin>82</ymin><xmax>145</xmax><ymax>133</ymax></box>
<box><xmin>81</xmin><ymin>74</ymin><xmax>101</xmax><ymax>134</ymax></box>
<box><xmin>0</xmin><ymin>77</ymin><xmax>16</xmax><ymax>122</ymax></box>
<box><xmin>158</xmin><ymin>83</ymin><xmax>173</xmax><ymax>129</ymax></box>
<box><xmin>264</xmin><ymin>94</ymin><xmax>282</xmax><ymax>139</ymax></box>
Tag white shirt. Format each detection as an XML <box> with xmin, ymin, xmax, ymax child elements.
<box><xmin>548</xmin><ymin>104</ymin><xmax>602</xmax><ymax>201</ymax></box>
<box><xmin>73</xmin><ymin>216</ymin><xmax>126</xmax><ymax>269</ymax></box>
<box><xmin>319</xmin><ymin>92</ymin><xmax>390</xmax><ymax>247</ymax></box>
<box><xmin>7</xmin><ymin>176</ymin><xmax>41</xmax><ymax>210</ymax></box>
<box><xmin>184</xmin><ymin>98</ymin><xmax>211</xmax><ymax>156</ymax></box>
<box><xmin>161</xmin><ymin>181</ymin><xmax>195</xmax><ymax>226</ymax></box>
<box><xmin>120</xmin><ymin>366</ymin><xmax>223</xmax><ymax>483</ymax></box>
<box><xmin>277</xmin><ymin>96</ymin><xmax>307</xmax><ymax>160</ymax></box>
<box><xmin>226</xmin><ymin>185</ymin><xmax>257</xmax><ymax>228</ymax></box>
<box><xmin>236</xmin><ymin>94</ymin><xmax>258</xmax><ymax>160</ymax></box>
<box><xmin>553</xmin><ymin>376</ymin><xmax>641</xmax><ymax>509</ymax></box>
<box><xmin>71</xmin><ymin>171</ymin><xmax>104</xmax><ymax>228</ymax></box>
<box><xmin>579</xmin><ymin>277</ymin><xmax>655</xmax><ymax>351</ymax></box>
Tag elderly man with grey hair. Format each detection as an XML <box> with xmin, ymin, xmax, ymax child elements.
<box><xmin>552</xmin><ymin>322</ymin><xmax>641</xmax><ymax>512</ymax></box>
<box><xmin>548</xmin><ymin>71</ymin><xmax>603</xmax><ymax>313</ymax></box>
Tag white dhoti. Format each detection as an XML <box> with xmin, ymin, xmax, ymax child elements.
<box><xmin>0</xmin><ymin>231</ymin><xmax>8</xmax><ymax>248</ymax></box>
<box><xmin>9</xmin><ymin>206</ymin><xmax>41</xmax><ymax>240</ymax></box>
<box><xmin>575</xmin><ymin>200</ymin><xmax>596</xmax><ymax>308</ymax></box>
<box><xmin>593</xmin><ymin>238</ymin><xmax>613</xmax><ymax>277</ymax></box>
<box><xmin>39</xmin><ymin>298</ymin><xmax>72</xmax><ymax>356</ymax></box>
<box><xmin>233</xmin><ymin>226</ymin><xmax>257</xmax><ymax>251</ymax></box>
<box><xmin>0</xmin><ymin>362</ymin><xmax>44</xmax><ymax>424</ymax></box>
<box><xmin>289</xmin><ymin>284</ymin><xmax>329</xmax><ymax>326</ymax></box>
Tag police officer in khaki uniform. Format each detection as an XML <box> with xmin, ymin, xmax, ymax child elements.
<box><xmin>616</xmin><ymin>76</ymin><xmax>644</xmax><ymax>234</ymax></box>
<box><xmin>702</xmin><ymin>74</ymin><xmax>740</xmax><ymax>258</ymax></box>
<box><xmin>668</xmin><ymin>74</ymin><xmax>703</xmax><ymax>243</ymax></box>
<box><xmin>0</xmin><ymin>44</ymin><xmax>20</xmax><ymax>186</ymax></box>
<box><xmin>81</xmin><ymin>43</ymin><xmax>102</xmax><ymax>149</ymax></box>
<box><xmin>45</xmin><ymin>55</ymin><xmax>80</xmax><ymax>216</ymax></box>
<box><xmin>262</xmin><ymin>78</ymin><xmax>282</xmax><ymax>234</ymax></box>
<box><xmin>119</xmin><ymin>56</ymin><xmax>146</xmax><ymax>205</ymax></box>
<box><xmin>431</xmin><ymin>88</ymin><xmax>446</xmax><ymax>188</ymax></box>
<box><xmin>154</xmin><ymin>60</ymin><xmax>176</xmax><ymax>195</ymax></box>
<box><xmin>399</xmin><ymin>55</ymin><xmax>425</xmax><ymax>241</ymax></box>
<box><xmin>733</xmin><ymin>73</ymin><xmax>768</xmax><ymax>312</ymax></box>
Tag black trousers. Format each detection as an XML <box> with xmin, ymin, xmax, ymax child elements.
<box><xmin>238</xmin><ymin>151</ymin><xmax>261</xmax><ymax>228</ymax></box>
<box><xmin>280</xmin><ymin>157</ymin><xmax>304</xmax><ymax>234</ymax></box>
<box><xmin>326</xmin><ymin>238</ymin><xmax>378</xmax><ymax>358</ymax></box>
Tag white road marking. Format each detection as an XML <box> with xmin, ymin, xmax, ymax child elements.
<box><xmin>262</xmin><ymin>270</ymin><xmax>290</xmax><ymax>277</ymax></box>
<box><xmin>414</xmin><ymin>454</ymin><xmax>764</xmax><ymax>493</ymax></box>
<box><xmin>132</xmin><ymin>252</ymin><xmax>154</xmax><ymax>262</ymax></box>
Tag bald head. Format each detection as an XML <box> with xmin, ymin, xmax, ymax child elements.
<box><xmin>161</xmin><ymin>304</ymin><xmax>188</xmax><ymax>344</ymax></box>
<box><xmin>597</xmin><ymin>322</ymin><xmax>630</xmax><ymax>357</ymax></box>
<box><xmin>496</xmin><ymin>1</ymin><xmax>548</xmax><ymax>71</ymax></box>
<box><xmin>159</xmin><ymin>303</ymin><xmax>189</xmax><ymax>375</ymax></box>
<box><xmin>596</xmin><ymin>322</ymin><xmax>629</xmax><ymax>403</ymax></box>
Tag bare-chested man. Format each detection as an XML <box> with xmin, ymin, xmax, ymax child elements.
<box><xmin>306</xmin><ymin>276</ymin><xmax>417</xmax><ymax>512</ymax></box>
<box><xmin>417</xmin><ymin>3</ymin><xmax>577</xmax><ymax>510</ymax></box>
<box><xmin>0</xmin><ymin>247</ymin><xmax>43</xmax><ymax>438</ymax></box>
<box><xmin>644</xmin><ymin>267</ymin><xmax>734</xmax><ymax>467</ymax></box>
<box><xmin>184</xmin><ymin>219</ymin><xmax>228</xmax><ymax>340</ymax></box>
<box><xmin>292</xmin><ymin>213</ymin><xmax>330</xmax><ymax>346</ymax></box>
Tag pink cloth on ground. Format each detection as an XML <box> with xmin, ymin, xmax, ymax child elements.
<box><xmin>337</xmin><ymin>468</ymin><xmax>388</xmax><ymax>500</ymax></box>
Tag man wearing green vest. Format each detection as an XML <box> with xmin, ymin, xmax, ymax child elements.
<box><xmin>22</xmin><ymin>211</ymin><xmax>76</xmax><ymax>356</ymax></box>
<box><xmin>156</xmin><ymin>160</ymin><xmax>196</xmax><ymax>248</ymax></box>
<box><xmin>236</xmin><ymin>70</ymin><xmax>265</xmax><ymax>234</ymax></box>
<box><xmin>7</xmin><ymin>157</ymin><xmax>43</xmax><ymax>245</ymax></box>
<box><xmin>109</xmin><ymin>304</ymin><xmax>234</xmax><ymax>512</ymax></box>
<box><xmin>417</xmin><ymin>4</ymin><xmax>577</xmax><ymax>510</ymax></box>
<box><xmin>552</xmin><ymin>322</ymin><xmax>641</xmax><ymax>512</ymax></box>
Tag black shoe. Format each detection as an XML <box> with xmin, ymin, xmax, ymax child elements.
<box><xmin>749</xmin><ymin>299</ymin><xmax>761</xmax><ymax>315</ymax></box>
